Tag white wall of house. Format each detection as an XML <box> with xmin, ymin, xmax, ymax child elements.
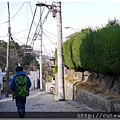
<box><xmin>45</xmin><ymin>81</ymin><xmax>53</xmax><ymax>92</ymax></box>
<box><xmin>0</xmin><ymin>76</ymin><xmax>3</xmax><ymax>96</ymax></box>
<box><xmin>45</xmin><ymin>78</ymin><xmax>55</xmax><ymax>92</ymax></box>
<box><xmin>29</xmin><ymin>71</ymin><xmax>39</xmax><ymax>90</ymax></box>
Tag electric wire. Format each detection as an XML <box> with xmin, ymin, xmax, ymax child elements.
<box><xmin>42</xmin><ymin>30</ymin><xmax>57</xmax><ymax>41</ymax></box>
<box><xmin>26</xmin><ymin>5</ymin><xmax>46</xmax><ymax>45</ymax></box>
<box><xmin>10</xmin><ymin>2</ymin><xmax>26</xmax><ymax>20</ymax></box>
<box><xmin>0</xmin><ymin>21</ymin><xmax>7</xmax><ymax>26</ymax></box>
<box><xmin>35</xmin><ymin>31</ymin><xmax>56</xmax><ymax>57</ymax></box>
<box><xmin>26</xmin><ymin>6</ymin><xmax>37</xmax><ymax>45</ymax></box>
<box><xmin>31</xmin><ymin>6</ymin><xmax>51</xmax><ymax>48</ymax></box>
<box><xmin>12</xmin><ymin>35</ymin><xmax>25</xmax><ymax>45</ymax></box>
<box><xmin>0</xmin><ymin>2</ymin><xmax>26</xmax><ymax>26</ymax></box>
<box><xmin>42</xmin><ymin>43</ymin><xmax>51</xmax><ymax>57</ymax></box>
<box><xmin>43</xmin><ymin>29</ymin><xmax>57</xmax><ymax>36</ymax></box>
<box><xmin>0</xmin><ymin>35</ymin><xmax>7</xmax><ymax>38</ymax></box>
<box><xmin>30</xmin><ymin>5</ymin><xmax>46</xmax><ymax>43</ymax></box>
<box><xmin>30</xmin><ymin>1</ymin><xmax>49</xmax><ymax>45</ymax></box>
<box><xmin>0</xmin><ymin>2</ymin><xmax>27</xmax><ymax>39</ymax></box>
<box><xmin>13</xmin><ymin>29</ymin><xmax>28</xmax><ymax>35</ymax></box>
<box><xmin>0</xmin><ymin>29</ymin><xmax>29</xmax><ymax>38</ymax></box>
<box><xmin>28</xmin><ymin>2</ymin><xmax>37</xmax><ymax>26</ymax></box>
<box><xmin>42</xmin><ymin>9</ymin><xmax>51</xmax><ymax>26</ymax></box>
<box><xmin>43</xmin><ymin>32</ymin><xmax>56</xmax><ymax>45</ymax></box>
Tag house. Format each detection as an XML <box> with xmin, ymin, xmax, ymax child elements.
<box><xmin>48</xmin><ymin>57</ymin><xmax>56</xmax><ymax>69</ymax></box>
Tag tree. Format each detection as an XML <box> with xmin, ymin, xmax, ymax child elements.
<box><xmin>106</xmin><ymin>18</ymin><xmax>120</xmax><ymax>27</ymax></box>
<box><xmin>0</xmin><ymin>40</ymin><xmax>39</xmax><ymax>75</ymax></box>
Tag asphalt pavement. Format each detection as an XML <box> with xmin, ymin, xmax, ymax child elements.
<box><xmin>0</xmin><ymin>89</ymin><xmax>99</xmax><ymax>118</ymax></box>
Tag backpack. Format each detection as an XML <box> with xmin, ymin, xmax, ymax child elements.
<box><xmin>14</xmin><ymin>75</ymin><xmax>29</xmax><ymax>97</ymax></box>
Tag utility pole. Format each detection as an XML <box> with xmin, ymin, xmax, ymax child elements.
<box><xmin>57</xmin><ymin>2</ymin><xmax>65</xmax><ymax>101</ymax></box>
<box><xmin>39</xmin><ymin>7</ymin><xmax>43</xmax><ymax>91</ymax></box>
<box><xmin>35</xmin><ymin>2</ymin><xmax>65</xmax><ymax>98</ymax></box>
<box><xmin>6</xmin><ymin>2</ymin><xmax>11</xmax><ymax>97</ymax></box>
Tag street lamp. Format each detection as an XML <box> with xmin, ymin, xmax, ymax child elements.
<box><xmin>36</xmin><ymin>2</ymin><xmax>51</xmax><ymax>8</ymax></box>
<box><xmin>36</xmin><ymin>2</ymin><xmax>65</xmax><ymax>101</ymax></box>
<box><xmin>65</xmin><ymin>27</ymin><xmax>75</xmax><ymax>33</ymax></box>
<box><xmin>36</xmin><ymin>2</ymin><xmax>57</xmax><ymax>18</ymax></box>
<box><xmin>36</xmin><ymin>2</ymin><xmax>47</xmax><ymax>7</ymax></box>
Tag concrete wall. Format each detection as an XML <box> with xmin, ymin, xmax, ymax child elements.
<box><xmin>0</xmin><ymin>76</ymin><xmax>3</xmax><ymax>96</ymax></box>
<box><xmin>64</xmin><ymin>79</ymin><xmax>120</xmax><ymax>112</ymax></box>
<box><xmin>74</xmin><ymin>89</ymin><xmax>120</xmax><ymax>112</ymax></box>
<box><xmin>55</xmin><ymin>68</ymin><xmax>120</xmax><ymax>112</ymax></box>
<box><xmin>45</xmin><ymin>81</ymin><xmax>53</xmax><ymax>92</ymax></box>
<box><xmin>29</xmin><ymin>71</ymin><xmax>39</xmax><ymax>90</ymax></box>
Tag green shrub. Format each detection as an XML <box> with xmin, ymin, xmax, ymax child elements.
<box><xmin>63</xmin><ymin>37</ymin><xmax>75</xmax><ymax>69</ymax></box>
<box><xmin>72</xmin><ymin>29</ymin><xmax>91</xmax><ymax>71</ymax></box>
<box><xmin>63</xmin><ymin>20</ymin><xmax>120</xmax><ymax>75</ymax></box>
<box><xmin>53</xmin><ymin>64</ymin><xmax>58</xmax><ymax>74</ymax></box>
<box><xmin>80</xmin><ymin>25</ymin><xmax>120</xmax><ymax>75</ymax></box>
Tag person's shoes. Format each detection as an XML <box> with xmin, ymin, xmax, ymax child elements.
<box><xmin>19</xmin><ymin>112</ymin><xmax>25</xmax><ymax>118</ymax></box>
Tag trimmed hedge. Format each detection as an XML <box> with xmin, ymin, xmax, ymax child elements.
<box><xmin>63</xmin><ymin>24</ymin><xmax>120</xmax><ymax>75</ymax></box>
<box><xmin>80</xmin><ymin>25</ymin><xmax>120</xmax><ymax>75</ymax></box>
<box><xmin>63</xmin><ymin>37</ymin><xmax>75</xmax><ymax>69</ymax></box>
<box><xmin>72</xmin><ymin>30</ymin><xmax>91</xmax><ymax>70</ymax></box>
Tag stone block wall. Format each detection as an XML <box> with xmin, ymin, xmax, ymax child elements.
<box><xmin>64</xmin><ymin>78</ymin><xmax>120</xmax><ymax>112</ymax></box>
<box><xmin>64</xmin><ymin>80</ymin><xmax>73</xmax><ymax>100</ymax></box>
<box><xmin>74</xmin><ymin>89</ymin><xmax>120</xmax><ymax>112</ymax></box>
<box><xmin>63</xmin><ymin>69</ymin><xmax>120</xmax><ymax>112</ymax></box>
<box><xmin>64</xmin><ymin>79</ymin><xmax>120</xmax><ymax>112</ymax></box>
<box><xmin>55</xmin><ymin>68</ymin><xmax>120</xmax><ymax>112</ymax></box>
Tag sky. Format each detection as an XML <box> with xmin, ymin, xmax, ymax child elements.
<box><xmin>0</xmin><ymin>0</ymin><xmax>120</xmax><ymax>56</ymax></box>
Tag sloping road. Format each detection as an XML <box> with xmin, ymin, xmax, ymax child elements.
<box><xmin>0</xmin><ymin>89</ymin><xmax>97</xmax><ymax>118</ymax></box>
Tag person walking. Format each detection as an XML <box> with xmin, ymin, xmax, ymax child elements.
<box><xmin>10</xmin><ymin>66</ymin><xmax>31</xmax><ymax>118</ymax></box>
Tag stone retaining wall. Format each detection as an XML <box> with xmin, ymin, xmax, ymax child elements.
<box><xmin>64</xmin><ymin>79</ymin><xmax>120</xmax><ymax>112</ymax></box>
<box><xmin>63</xmin><ymin>68</ymin><xmax>120</xmax><ymax>112</ymax></box>
<box><xmin>74</xmin><ymin>89</ymin><xmax>120</xmax><ymax>112</ymax></box>
<box><xmin>55</xmin><ymin>67</ymin><xmax>120</xmax><ymax>112</ymax></box>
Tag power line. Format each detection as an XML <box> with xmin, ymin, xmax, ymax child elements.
<box><xmin>28</xmin><ymin>2</ymin><xmax>34</xmax><ymax>16</ymax></box>
<box><xmin>28</xmin><ymin>2</ymin><xmax>37</xmax><ymax>26</ymax></box>
<box><xmin>43</xmin><ymin>32</ymin><xmax>56</xmax><ymax>45</ymax></box>
<box><xmin>13</xmin><ymin>29</ymin><xmax>28</xmax><ymax>35</ymax></box>
<box><xmin>43</xmin><ymin>30</ymin><xmax>57</xmax><ymax>41</ymax></box>
<box><xmin>0</xmin><ymin>21</ymin><xmax>8</xmax><ymax>26</ymax></box>
<box><xmin>0</xmin><ymin>35</ymin><xmax>7</xmax><ymax>38</ymax></box>
<box><xmin>43</xmin><ymin>29</ymin><xmax>57</xmax><ymax>36</ymax></box>
<box><xmin>26</xmin><ymin>3</ymin><xmax>47</xmax><ymax>46</ymax></box>
<box><xmin>29</xmin><ymin>5</ymin><xmax>47</xmax><ymax>45</ymax></box>
<box><xmin>26</xmin><ymin>6</ymin><xmax>37</xmax><ymax>45</ymax></box>
<box><xmin>42</xmin><ymin>43</ymin><xmax>51</xmax><ymax>57</ymax></box>
<box><xmin>0</xmin><ymin>2</ymin><xmax>26</xmax><ymax>26</ymax></box>
<box><xmin>0</xmin><ymin>29</ymin><xmax>28</xmax><ymax>38</ymax></box>
<box><xmin>42</xmin><ymin>8</ymin><xmax>51</xmax><ymax>26</ymax></box>
<box><xmin>12</xmin><ymin>35</ymin><xmax>25</xmax><ymax>45</ymax></box>
<box><xmin>10</xmin><ymin>2</ymin><xmax>26</xmax><ymax>20</ymax></box>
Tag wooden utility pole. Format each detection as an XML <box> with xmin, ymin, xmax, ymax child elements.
<box><xmin>6</xmin><ymin>2</ymin><xmax>11</xmax><ymax>97</ymax></box>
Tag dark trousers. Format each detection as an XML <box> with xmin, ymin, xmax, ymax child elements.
<box><xmin>15</xmin><ymin>97</ymin><xmax>26</xmax><ymax>118</ymax></box>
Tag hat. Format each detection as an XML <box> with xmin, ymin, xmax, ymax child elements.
<box><xmin>15</xmin><ymin>66</ymin><xmax>23</xmax><ymax>72</ymax></box>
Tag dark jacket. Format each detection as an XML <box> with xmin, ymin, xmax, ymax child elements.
<box><xmin>10</xmin><ymin>71</ymin><xmax>31</xmax><ymax>93</ymax></box>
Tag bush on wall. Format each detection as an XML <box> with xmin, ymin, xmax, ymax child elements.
<box><xmin>63</xmin><ymin>19</ymin><xmax>120</xmax><ymax>75</ymax></box>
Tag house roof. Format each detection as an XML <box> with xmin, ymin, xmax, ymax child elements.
<box><xmin>49</xmin><ymin>57</ymin><xmax>56</xmax><ymax>60</ymax></box>
<box><xmin>65</xmin><ymin>32</ymin><xmax>80</xmax><ymax>39</ymax></box>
